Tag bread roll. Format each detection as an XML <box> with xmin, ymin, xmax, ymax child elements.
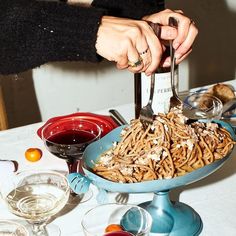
<box><xmin>207</xmin><ymin>83</ymin><xmax>235</xmax><ymax>104</ymax></box>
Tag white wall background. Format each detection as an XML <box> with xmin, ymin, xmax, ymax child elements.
<box><xmin>33</xmin><ymin>0</ymin><xmax>236</xmax><ymax>121</ymax></box>
<box><xmin>33</xmin><ymin>61</ymin><xmax>134</xmax><ymax>120</ymax></box>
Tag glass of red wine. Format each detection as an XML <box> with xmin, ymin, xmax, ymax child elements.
<box><xmin>41</xmin><ymin>117</ymin><xmax>101</xmax><ymax>202</ymax></box>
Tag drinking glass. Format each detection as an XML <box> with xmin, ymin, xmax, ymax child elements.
<box><xmin>81</xmin><ymin>203</ymin><xmax>152</xmax><ymax>236</ymax></box>
<box><xmin>164</xmin><ymin>90</ymin><xmax>223</xmax><ymax>120</ymax></box>
<box><xmin>41</xmin><ymin>118</ymin><xmax>101</xmax><ymax>173</ymax></box>
<box><xmin>41</xmin><ymin>118</ymin><xmax>101</xmax><ymax>202</ymax></box>
<box><xmin>0</xmin><ymin>170</ymin><xmax>70</xmax><ymax>236</ymax></box>
<box><xmin>180</xmin><ymin>91</ymin><xmax>223</xmax><ymax>120</ymax></box>
<box><xmin>0</xmin><ymin>220</ymin><xmax>29</xmax><ymax>236</ymax></box>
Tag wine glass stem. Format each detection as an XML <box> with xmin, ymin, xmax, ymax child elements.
<box><xmin>66</xmin><ymin>159</ymin><xmax>84</xmax><ymax>174</ymax></box>
<box><xmin>31</xmin><ymin>222</ymin><xmax>48</xmax><ymax>236</ymax></box>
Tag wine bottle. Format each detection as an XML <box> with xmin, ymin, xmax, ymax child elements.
<box><xmin>134</xmin><ymin>66</ymin><xmax>179</xmax><ymax>119</ymax></box>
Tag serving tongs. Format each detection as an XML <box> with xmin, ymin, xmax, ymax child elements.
<box><xmin>109</xmin><ymin>109</ymin><xmax>128</xmax><ymax>126</ymax></box>
<box><xmin>139</xmin><ymin>74</ymin><xmax>155</xmax><ymax>130</ymax></box>
<box><xmin>139</xmin><ymin>22</ymin><xmax>161</xmax><ymax>130</ymax></box>
<box><xmin>168</xmin><ymin>18</ymin><xmax>207</xmax><ymax>120</ymax></box>
<box><xmin>168</xmin><ymin>17</ymin><xmax>183</xmax><ymax>111</ymax></box>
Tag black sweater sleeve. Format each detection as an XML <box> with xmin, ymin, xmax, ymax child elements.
<box><xmin>0</xmin><ymin>0</ymin><xmax>165</xmax><ymax>75</ymax></box>
<box><xmin>0</xmin><ymin>0</ymin><xmax>106</xmax><ymax>75</ymax></box>
<box><xmin>92</xmin><ymin>0</ymin><xmax>165</xmax><ymax>19</ymax></box>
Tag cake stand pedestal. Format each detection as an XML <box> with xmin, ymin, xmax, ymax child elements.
<box><xmin>139</xmin><ymin>190</ymin><xmax>202</xmax><ymax>236</ymax></box>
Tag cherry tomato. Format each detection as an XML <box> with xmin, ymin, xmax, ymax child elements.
<box><xmin>25</xmin><ymin>148</ymin><xmax>42</xmax><ymax>162</ymax></box>
<box><xmin>105</xmin><ymin>224</ymin><xmax>124</xmax><ymax>233</ymax></box>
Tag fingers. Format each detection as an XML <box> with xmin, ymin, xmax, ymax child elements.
<box><xmin>176</xmin><ymin>48</ymin><xmax>192</xmax><ymax>64</ymax></box>
<box><xmin>171</xmin><ymin>14</ymin><xmax>197</xmax><ymax>50</ymax></box>
<box><xmin>132</xmin><ymin>31</ymin><xmax>151</xmax><ymax>72</ymax></box>
<box><xmin>163</xmin><ymin>10</ymin><xmax>198</xmax><ymax>55</ymax></box>
<box><xmin>174</xmin><ymin>9</ymin><xmax>184</xmax><ymax>14</ymax></box>
<box><xmin>117</xmin><ymin>21</ymin><xmax>162</xmax><ymax>74</ymax></box>
<box><xmin>116</xmin><ymin>40</ymin><xmax>149</xmax><ymax>72</ymax></box>
<box><xmin>162</xmin><ymin>48</ymin><xmax>192</xmax><ymax>67</ymax></box>
<box><xmin>143</xmin><ymin>9</ymin><xmax>198</xmax><ymax>62</ymax></box>
<box><xmin>127</xmin><ymin>42</ymin><xmax>144</xmax><ymax>73</ymax></box>
<box><xmin>96</xmin><ymin>16</ymin><xmax>163</xmax><ymax>74</ymax></box>
<box><xmin>174</xmin><ymin>22</ymin><xmax>198</xmax><ymax>60</ymax></box>
<box><xmin>159</xmin><ymin>26</ymin><xmax>177</xmax><ymax>40</ymax></box>
<box><xmin>144</xmin><ymin>30</ymin><xmax>162</xmax><ymax>75</ymax></box>
<box><xmin>138</xmin><ymin>47</ymin><xmax>152</xmax><ymax>72</ymax></box>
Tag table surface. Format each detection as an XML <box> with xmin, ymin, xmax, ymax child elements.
<box><xmin>1</xmin><ymin>81</ymin><xmax>236</xmax><ymax>236</ymax></box>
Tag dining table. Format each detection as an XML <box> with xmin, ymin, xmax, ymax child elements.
<box><xmin>1</xmin><ymin>80</ymin><xmax>236</xmax><ymax>236</ymax></box>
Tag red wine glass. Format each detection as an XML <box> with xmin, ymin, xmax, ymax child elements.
<box><xmin>41</xmin><ymin>117</ymin><xmax>101</xmax><ymax>201</ymax></box>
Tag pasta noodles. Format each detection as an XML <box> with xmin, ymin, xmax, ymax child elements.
<box><xmin>93</xmin><ymin>110</ymin><xmax>235</xmax><ymax>183</ymax></box>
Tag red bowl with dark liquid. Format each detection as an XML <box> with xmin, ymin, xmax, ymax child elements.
<box><xmin>37</xmin><ymin>112</ymin><xmax>119</xmax><ymax>174</ymax></box>
<box><xmin>37</xmin><ymin>112</ymin><xmax>118</xmax><ymax>139</ymax></box>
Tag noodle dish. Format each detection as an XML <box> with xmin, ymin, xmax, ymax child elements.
<box><xmin>92</xmin><ymin>110</ymin><xmax>235</xmax><ymax>183</ymax></box>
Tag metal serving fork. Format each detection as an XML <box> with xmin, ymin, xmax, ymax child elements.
<box><xmin>139</xmin><ymin>73</ymin><xmax>155</xmax><ymax>129</ymax></box>
<box><xmin>168</xmin><ymin>17</ymin><xmax>182</xmax><ymax>111</ymax></box>
<box><xmin>138</xmin><ymin>22</ymin><xmax>161</xmax><ymax>130</ymax></box>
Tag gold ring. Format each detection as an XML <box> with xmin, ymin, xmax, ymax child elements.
<box><xmin>139</xmin><ymin>48</ymin><xmax>149</xmax><ymax>55</ymax></box>
<box><xmin>128</xmin><ymin>57</ymin><xmax>143</xmax><ymax>67</ymax></box>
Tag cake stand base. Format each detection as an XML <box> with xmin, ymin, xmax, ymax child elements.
<box><xmin>139</xmin><ymin>190</ymin><xmax>203</xmax><ymax>236</ymax></box>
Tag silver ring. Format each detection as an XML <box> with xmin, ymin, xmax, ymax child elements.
<box><xmin>128</xmin><ymin>57</ymin><xmax>143</xmax><ymax>67</ymax></box>
<box><xmin>139</xmin><ymin>48</ymin><xmax>149</xmax><ymax>55</ymax></box>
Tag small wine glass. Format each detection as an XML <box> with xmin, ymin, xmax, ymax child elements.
<box><xmin>41</xmin><ymin>118</ymin><xmax>101</xmax><ymax>202</ymax></box>
<box><xmin>180</xmin><ymin>91</ymin><xmax>223</xmax><ymax>120</ymax></box>
<box><xmin>0</xmin><ymin>170</ymin><xmax>70</xmax><ymax>236</ymax></box>
<box><xmin>164</xmin><ymin>90</ymin><xmax>223</xmax><ymax>120</ymax></box>
<box><xmin>0</xmin><ymin>220</ymin><xmax>29</xmax><ymax>236</ymax></box>
<box><xmin>81</xmin><ymin>203</ymin><xmax>152</xmax><ymax>236</ymax></box>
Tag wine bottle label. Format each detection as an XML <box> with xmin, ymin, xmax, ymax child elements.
<box><xmin>141</xmin><ymin>70</ymin><xmax>178</xmax><ymax>113</ymax></box>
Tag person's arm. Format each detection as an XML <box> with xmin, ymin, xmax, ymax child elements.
<box><xmin>0</xmin><ymin>0</ymin><xmax>106</xmax><ymax>75</ymax></box>
<box><xmin>91</xmin><ymin>0</ymin><xmax>165</xmax><ymax>19</ymax></box>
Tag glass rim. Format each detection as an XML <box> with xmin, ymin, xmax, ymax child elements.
<box><xmin>41</xmin><ymin>118</ymin><xmax>102</xmax><ymax>146</ymax></box>
<box><xmin>5</xmin><ymin>169</ymin><xmax>70</xmax><ymax>202</ymax></box>
<box><xmin>180</xmin><ymin>90</ymin><xmax>223</xmax><ymax>103</ymax></box>
<box><xmin>0</xmin><ymin>219</ymin><xmax>29</xmax><ymax>235</ymax></box>
<box><xmin>81</xmin><ymin>203</ymin><xmax>153</xmax><ymax>235</ymax></box>
<box><xmin>15</xmin><ymin>168</ymin><xmax>68</xmax><ymax>177</ymax></box>
<box><xmin>180</xmin><ymin>91</ymin><xmax>223</xmax><ymax>112</ymax></box>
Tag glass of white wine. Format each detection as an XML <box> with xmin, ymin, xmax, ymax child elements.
<box><xmin>0</xmin><ymin>170</ymin><xmax>70</xmax><ymax>236</ymax></box>
<box><xmin>0</xmin><ymin>220</ymin><xmax>29</xmax><ymax>236</ymax></box>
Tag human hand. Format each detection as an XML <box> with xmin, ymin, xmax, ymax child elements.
<box><xmin>96</xmin><ymin>16</ymin><xmax>166</xmax><ymax>75</ymax></box>
<box><xmin>143</xmin><ymin>9</ymin><xmax>198</xmax><ymax>67</ymax></box>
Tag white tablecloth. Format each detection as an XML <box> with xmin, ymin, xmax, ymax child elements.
<box><xmin>1</xmin><ymin>83</ymin><xmax>236</xmax><ymax>236</ymax></box>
